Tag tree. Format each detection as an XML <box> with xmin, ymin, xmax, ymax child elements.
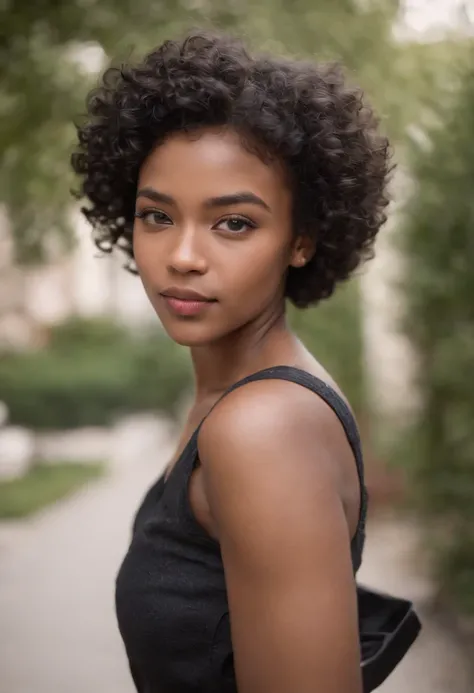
<box><xmin>0</xmin><ymin>0</ymin><xmax>229</xmax><ymax>261</ymax></box>
<box><xmin>1</xmin><ymin>1</ymin><xmax>458</xmax><ymax>457</ymax></box>
<box><xmin>1</xmin><ymin>0</ymin><xmax>404</xmax><ymax>262</ymax></box>
<box><xmin>402</xmin><ymin>46</ymin><xmax>474</xmax><ymax>615</ymax></box>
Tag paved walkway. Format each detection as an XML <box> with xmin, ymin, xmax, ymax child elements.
<box><xmin>0</xmin><ymin>417</ymin><xmax>471</xmax><ymax>693</ymax></box>
<box><xmin>358</xmin><ymin>520</ymin><xmax>472</xmax><ymax>693</ymax></box>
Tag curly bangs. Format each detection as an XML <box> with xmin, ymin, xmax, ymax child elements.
<box><xmin>71</xmin><ymin>31</ymin><xmax>392</xmax><ymax>307</ymax></box>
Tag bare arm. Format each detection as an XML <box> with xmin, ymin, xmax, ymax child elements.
<box><xmin>198</xmin><ymin>380</ymin><xmax>362</xmax><ymax>693</ymax></box>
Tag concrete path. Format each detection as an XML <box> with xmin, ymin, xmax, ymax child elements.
<box><xmin>358</xmin><ymin>518</ymin><xmax>472</xmax><ymax>693</ymax></box>
<box><xmin>0</xmin><ymin>417</ymin><xmax>471</xmax><ymax>693</ymax></box>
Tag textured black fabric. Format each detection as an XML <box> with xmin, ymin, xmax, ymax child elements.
<box><xmin>115</xmin><ymin>366</ymin><xmax>368</xmax><ymax>693</ymax></box>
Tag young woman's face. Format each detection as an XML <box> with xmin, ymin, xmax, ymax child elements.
<box><xmin>133</xmin><ymin>127</ymin><xmax>301</xmax><ymax>346</ymax></box>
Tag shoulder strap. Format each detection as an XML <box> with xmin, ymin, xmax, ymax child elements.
<box><xmin>196</xmin><ymin>365</ymin><xmax>368</xmax><ymax>567</ymax></box>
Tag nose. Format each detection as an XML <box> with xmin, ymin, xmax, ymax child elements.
<box><xmin>167</xmin><ymin>227</ymin><xmax>208</xmax><ymax>275</ymax></box>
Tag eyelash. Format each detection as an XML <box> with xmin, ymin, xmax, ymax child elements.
<box><xmin>133</xmin><ymin>209</ymin><xmax>258</xmax><ymax>234</ymax></box>
<box><xmin>134</xmin><ymin>210</ymin><xmax>170</xmax><ymax>225</ymax></box>
<box><xmin>216</xmin><ymin>215</ymin><xmax>257</xmax><ymax>234</ymax></box>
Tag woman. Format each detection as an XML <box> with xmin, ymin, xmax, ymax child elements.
<box><xmin>71</xmin><ymin>31</ymin><xmax>407</xmax><ymax>693</ymax></box>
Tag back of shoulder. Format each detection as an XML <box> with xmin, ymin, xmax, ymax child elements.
<box><xmin>197</xmin><ymin>375</ymin><xmax>354</xmax><ymax>476</ymax></box>
<box><xmin>197</xmin><ymin>370</ymin><xmax>364</xmax><ymax>545</ymax></box>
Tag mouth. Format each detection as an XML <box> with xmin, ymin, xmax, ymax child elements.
<box><xmin>160</xmin><ymin>287</ymin><xmax>215</xmax><ymax>302</ymax></box>
<box><xmin>159</xmin><ymin>287</ymin><xmax>217</xmax><ymax>317</ymax></box>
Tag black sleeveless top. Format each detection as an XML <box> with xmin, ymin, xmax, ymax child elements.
<box><xmin>115</xmin><ymin>366</ymin><xmax>368</xmax><ymax>693</ymax></box>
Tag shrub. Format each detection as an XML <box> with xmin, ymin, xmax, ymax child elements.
<box><xmin>0</xmin><ymin>317</ymin><xmax>192</xmax><ymax>429</ymax></box>
<box><xmin>401</xmin><ymin>54</ymin><xmax>474</xmax><ymax>615</ymax></box>
<box><xmin>0</xmin><ymin>295</ymin><xmax>367</xmax><ymax>435</ymax></box>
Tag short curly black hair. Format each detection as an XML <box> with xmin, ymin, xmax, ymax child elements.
<box><xmin>71</xmin><ymin>30</ymin><xmax>392</xmax><ymax>307</ymax></box>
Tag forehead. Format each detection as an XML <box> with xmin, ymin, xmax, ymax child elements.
<box><xmin>138</xmin><ymin>127</ymin><xmax>290</xmax><ymax>202</ymax></box>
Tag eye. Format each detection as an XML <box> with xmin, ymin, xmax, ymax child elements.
<box><xmin>134</xmin><ymin>209</ymin><xmax>172</xmax><ymax>227</ymax></box>
<box><xmin>215</xmin><ymin>216</ymin><xmax>257</xmax><ymax>234</ymax></box>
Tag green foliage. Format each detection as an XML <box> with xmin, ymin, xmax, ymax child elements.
<box><xmin>290</xmin><ymin>280</ymin><xmax>366</xmax><ymax>417</ymax></box>
<box><xmin>3</xmin><ymin>2</ymin><xmax>454</xmax><ymax>481</ymax></box>
<box><xmin>1</xmin><ymin>0</ymin><xmax>409</xmax><ymax>262</ymax></box>
<box><xmin>3</xmin><ymin>0</ymin><xmax>467</xmax><ymax>265</ymax></box>
<box><xmin>0</xmin><ymin>2</ymin><xmax>399</xmax><ymax>428</ymax></box>
<box><xmin>0</xmin><ymin>317</ymin><xmax>192</xmax><ymax>429</ymax></box>
<box><xmin>401</xmin><ymin>49</ymin><xmax>474</xmax><ymax>615</ymax></box>
<box><xmin>0</xmin><ymin>462</ymin><xmax>104</xmax><ymax>519</ymax></box>
<box><xmin>0</xmin><ymin>0</ymin><xmax>202</xmax><ymax>261</ymax></box>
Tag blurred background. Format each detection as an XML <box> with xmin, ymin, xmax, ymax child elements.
<box><xmin>1</xmin><ymin>1</ymin><xmax>474</xmax><ymax>691</ymax></box>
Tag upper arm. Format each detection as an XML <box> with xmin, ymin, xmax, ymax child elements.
<box><xmin>198</xmin><ymin>381</ymin><xmax>362</xmax><ymax>693</ymax></box>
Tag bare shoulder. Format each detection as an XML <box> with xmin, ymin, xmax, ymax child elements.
<box><xmin>198</xmin><ymin>375</ymin><xmax>355</xmax><ymax>497</ymax></box>
<box><xmin>197</xmin><ymin>376</ymin><xmax>363</xmax><ymax>691</ymax></box>
<box><xmin>197</xmin><ymin>374</ymin><xmax>361</xmax><ymax>538</ymax></box>
<box><xmin>200</xmin><ymin>375</ymin><xmax>346</xmax><ymax>447</ymax></box>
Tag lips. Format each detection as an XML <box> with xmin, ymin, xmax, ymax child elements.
<box><xmin>159</xmin><ymin>287</ymin><xmax>216</xmax><ymax>317</ymax></box>
<box><xmin>160</xmin><ymin>288</ymin><xmax>214</xmax><ymax>302</ymax></box>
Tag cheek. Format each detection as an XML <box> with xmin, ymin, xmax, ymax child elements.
<box><xmin>132</xmin><ymin>229</ymin><xmax>143</xmax><ymax>269</ymax></box>
<box><xmin>133</xmin><ymin>232</ymin><xmax>159</xmax><ymax>284</ymax></box>
<box><xmin>132</xmin><ymin>239</ymin><xmax>161</xmax><ymax>310</ymax></box>
<box><xmin>226</xmin><ymin>240</ymin><xmax>289</xmax><ymax>305</ymax></box>
<box><xmin>132</xmin><ymin>229</ymin><xmax>148</xmax><ymax>270</ymax></box>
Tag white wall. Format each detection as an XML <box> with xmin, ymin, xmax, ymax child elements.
<box><xmin>71</xmin><ymin>210</ymin><xmax>156</xmax><ymax>325</ymax></box>
<box><xmin>0</xmin><ymin>208</ymin><xmax>157</xmax><ymax>350</ymax></box>
<box><xmin>359</xmin><ymin>170</ymin><xmax>419</xmax><ymax>422</ymax></box>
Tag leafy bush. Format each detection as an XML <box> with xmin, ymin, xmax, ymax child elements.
<box><xmin>0</xmin><ymin>317</ymin><xmax>192</xmax><ymax>429</ymax></box>
<box><xmin>401</xmin><ymin>54</ymin><xmax>474</xmax><ymax>615</ymax></box>
<box><xmin>0</xmin><ymin>292</ymin><xmax>366</xmax><ymax>435</ymax></box>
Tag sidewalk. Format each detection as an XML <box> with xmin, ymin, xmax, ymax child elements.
<box><xmin>0</xmin><ymin>416</ymin><xmax>176</xmax><ymax>693</ymax></box>
<box><xmin>0</xmin><ymin>417</ymin><xmax>471</xmax><ymax>693</ymax></box>
<box><xmin>358</xmin><ymin>518</ymin><xmax>472</xmax><ymax>693</ymax></box>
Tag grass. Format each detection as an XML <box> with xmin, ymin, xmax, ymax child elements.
<box><xmin>0</xmin><ymin>462</ymin><xmax>105</xmax><ymax>519</ymax></box>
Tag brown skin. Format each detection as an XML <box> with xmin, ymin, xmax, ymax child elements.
<box><xmin>133</xmin><ymin>126</ymin><xmax>363</xmax><ymax>693</ymax></box>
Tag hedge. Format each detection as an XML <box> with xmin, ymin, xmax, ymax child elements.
<box><xmin>401</xmin><ymin>53</ymin><xmax>474</xmax><ymax>615</ymax></box>
<box><xmin>0</xmin><ymin>289</ymin><xmax>367</xmax><ymax>438</ymax></box>
<box><xmin>0</xmin><ymin>317</ymin><xmax>192</xmax><ymax>429</ymax></box>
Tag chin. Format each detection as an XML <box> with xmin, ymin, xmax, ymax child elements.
<box><xmin>159</xmin><ymin>321</ymin><xmax>223</xmax><ymax>348</ymax></box>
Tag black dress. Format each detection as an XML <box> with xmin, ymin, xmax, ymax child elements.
<box><xmin>115</xmin><ymin>366</ymin><xmax>368</xmax><ymax>693</ymax></box>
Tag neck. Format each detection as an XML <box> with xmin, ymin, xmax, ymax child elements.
<box><xmin>190</xmin><ymin>304</ymin><xmax>298</xmax><ymax>400</ymax></box>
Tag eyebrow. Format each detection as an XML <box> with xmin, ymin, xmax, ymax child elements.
<box><xmin>136</xmin><ymin>187</ymin><xmax>271</xmax><ymax>212</ymax></box>
<box><xmin>205</xmin><ymin>192</ymin><xmax>271</xmax><ymax>212</ymax></box>
<box><xmin>136</xmin><ymin>188</ymin><xmax>174</xmax><ymax>206</ymax></box>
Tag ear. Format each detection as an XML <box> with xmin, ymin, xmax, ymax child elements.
<box><xmin>289</xmin><ymin>235</ymin><xmax>315</xmax><ymax>268</ymax></box>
